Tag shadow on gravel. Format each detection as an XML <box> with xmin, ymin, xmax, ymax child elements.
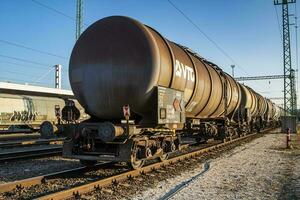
<box><xmin>158</xmin><ymin>161</ymin><xmax>211</xmax><ymax>200</ymax></box>
<box><xmin>278</xmin><ymin>169</ymin><xmax>299</xmax><ymax>200</ymax></box>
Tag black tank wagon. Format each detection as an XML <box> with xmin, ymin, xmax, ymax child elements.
<box><xmin>62</xmin><ymin>16</ymin><xmax>283</xmax><ymax>168</ymax></box>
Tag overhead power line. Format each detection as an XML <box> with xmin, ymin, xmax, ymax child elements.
<box><xmin>167</xmin><ymin>0</ymin><xmax>254</xmax><ymax>75</ymax></box>
<box><xmin>31</xmin><ymin>0</ymin><xmax>75</xmax><ymax>21</ymax></box>
<box><xmin>0</xmin><ymin>54</ymin><xmax>51</xmax><ymax>68</ymax></box>
<box><xmin>167</xmin><ymin>0</ymin><xmax>267</xmax><ymax>90</ymax></box>
<box><xmin>0</xmin><ymin>76</ymin><xmax>50</xmax><ymax>86</ymax></box>
<box><xmin>0</xmin><ymin>39</ymin><xmax>67</xmax><ymax>59</ymax></box>
<box><xmin>31</xmin><ymin>0</ymin><xmax>88</xmax><ymax>26</ymax></box>
<box><xmin>0</xmin><ymin>63</ymin><xmax>62</xmax><ymax>86</ymax></box>
<box><xmin>0</xmin><ymin>60</ymin><xmax>50</xmax><ymax>70</ymax></box>
<box><xmin>0</xmin><ymin>60</ymin><xmax>69</xmax><ymax>73</ymax></box>
<box><xmin>1</xmin><ymin>69</ymin><xmax>40</xmax><ymax>78</ymax></box>
<box><xmin>32</xmin><ymin>67</ymin><xmax>55</xmax><ymax>84</ymax></box>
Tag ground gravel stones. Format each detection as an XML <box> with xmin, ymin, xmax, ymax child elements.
<box><xmin>131</xmin><ymin>133</ymin><xmax>300</xmax><ymax>200</ymax></box>
<box><xmin>0</xmin><ymin>156</ymin><xmax>81</xmax><ymax>183</ymax></box>
<box><xmin>2</xmin><ymin>131</ymin><xmax>299</xmax><ymax>200</ymax></box>
<box><xmin>79</xmin><ymin>133</ymin><xmax>262</xmax><ymax>200</ymax></box>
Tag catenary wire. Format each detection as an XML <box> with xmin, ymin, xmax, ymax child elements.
<box><xmin>0</xmin><ymin>76</ymin><xmax>51</xmax><ymax>86</ymax></box>
<box><xmin>31</xmin><ymin>0</ymin><xmax>75</xmax><ymax>21</ymax></box>
<box><xmin>167</xmin><ymin>0</ymin><xmax>267</xmax><ymax>90</ymax></box>
<box><xmin>0</xmin><ymin>54</ymin><xmax>51</xmax><ymax>68</ymax></box>
<box><xmin>31</xmin><ymin>0</ymin><xmax>88</xmax><ymax>26</ymax></box>
<box><xmin>32</xmin><ymin>67</ymin><xmax>55</xmax><ymax>84</ymax></box>
<box><xmin>1</xmin><ymin>69</ymin><xmax>40</xmax><ymax>78</ymax></box>
<box><xmin>0</xmin><ymin>39</ymin><xmax>68</xmax><ymax>60</ymax></box>
<box><xmin>0</xmin><ymin>60</ymin><xmax>50</xmax><ymax>70</ymax></box>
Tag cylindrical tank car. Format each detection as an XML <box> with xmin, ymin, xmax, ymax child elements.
<box><xmin>62</xmin><ymin>16</ymin><xmax>282</xmax><ymax>168</ymax></box>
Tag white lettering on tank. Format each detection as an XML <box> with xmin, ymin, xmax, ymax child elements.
<box><xmin>175</xmin><ymin>60</ymin><xmax>182</xmax><ymax>77</ymax></box>
<box><xmin>175</xmin><ymin>59</ymin><xmax>195</xmax><ymax>82</ymax></box>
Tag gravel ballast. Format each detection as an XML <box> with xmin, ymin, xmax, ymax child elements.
<box><xmin>131</xmin><ymin>133</ymin><xmax>300</xmax><ymax>200</ymax></box>
<box><xmin>0</xmin><ymin>156</ymin><xmax>81</xmax><ymax>184</ymax></box>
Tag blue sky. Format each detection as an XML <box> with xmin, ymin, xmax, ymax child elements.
<box><xmin>0</xmin><ymin>0</ymin><xmax>299</xmax><ymax>107</ymax></box>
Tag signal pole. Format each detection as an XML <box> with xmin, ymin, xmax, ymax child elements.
<box><xmin>274</xmin><ymin>0</ymin><xmax>297</xmax><ymax>115</ymax></box>
<box><xmin>76</xmin><ymin>0</ymin><xmax>83</xmax><ymax>40</ymax></box>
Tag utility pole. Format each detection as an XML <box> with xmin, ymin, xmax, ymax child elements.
<box><xmin>291</xmin><ymin>69</ymin><xmax>297</xmax><ymax>114</ymax></box>
<box><xmin>295</xmin><ymin>16</ymin><xmax>299</xmax><ymax>114</ymax></box>
<box><xmin>54</xmin><ymin>64</ymin><xmax>62</xmax><ymax>89</ymax></box>
<box><xmin>76</xmin><ymin>0</ymin><xmax>83</xmax><ymax>40</ymax></box>
<box><xmin>231</xmin><ymin>65</ymin><xmax>235</xmax><ymax>77</ymax></box>
<box><xmin>274</xmin><ymin>0</ymin><xmax>296</xmax><ymax>116</ymax></box>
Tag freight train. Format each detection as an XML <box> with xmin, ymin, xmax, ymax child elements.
<box><xmin>62</xmin><ymin>16</ymin><xmax>283</xmax><ymax>169</ymax></box>
<box><xmin>0</xmin><ymin>82</ymin><xmax>89</xmax><ymax>138</ymax></box>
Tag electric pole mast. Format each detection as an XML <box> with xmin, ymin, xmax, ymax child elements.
<box><xmin>231</xmin><ymin>65</ymin><xmax>235</xmax><ymax>77</ymax></box>
<box><xmin>76</xmin><ymin>0</ymin><xmax>83</xmax><ymax>40</ymax></box>
<box><xmin>274</xmin><ymin>0</ymin><xmax>296</xmax><ymax>116</ymax></box>
<box><xmin>291</xmin><ymin>68</ymin><xmax>297</xmax><ymax>114</ymax></box>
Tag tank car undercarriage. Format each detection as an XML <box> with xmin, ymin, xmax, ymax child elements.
<box><xmin>63</xmin><ymin>123</ymin><xmax>181</xmax><ymax>169</ymax></box>
<box><xmin>62</xmin><ymin>117</ymin><xmax>275</xmax><ymax>169</ymax></box>
<box><xmin>62</xmin><ymin>86</ymin><xmax>279</xmax><ymax>169</ymax></box>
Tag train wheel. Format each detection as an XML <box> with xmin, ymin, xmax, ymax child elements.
<box><xmin>128</xmin><ymin>154</ymin><xmax>145</xmax><ymax>169</ymax></box>
<box><xmin>159</xmin><ymin>153</ymin><xmax>170</xmax><ymax>162</ymax></box>
<box><xmin>128</xmin><ymin>143</ymin><xmax>145</xmax><ymax>169</ymax></box>
<box><xmin>40</xmin><ymin>121</ymin><xmax>56</xmax><ymax>139</ymax></box>
<box><xmin>80</xmin><ymin>160</ymin><xmax>97</xmax><ymax>167</ymax></box>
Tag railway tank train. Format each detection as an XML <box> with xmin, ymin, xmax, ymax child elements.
<box><xmin>62</xmin><ymin>16</ymin><xmax>283</xmax><ymax>169</ymax></box>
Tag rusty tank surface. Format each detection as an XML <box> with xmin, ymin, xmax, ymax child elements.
<box><xmin>64</xmin><ymin>16</ymin><xmax>283</xmax><ymax>169</ymax></box>
<box><xmin>70</xmin><ymin>16</ymin><xmax>241</xmax><ymax>123</ymax></box>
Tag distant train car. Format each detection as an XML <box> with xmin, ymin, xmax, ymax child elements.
<box><xmin>0</xmin><ymin>93</ymin><xmax>64</xmax><ymax>131</ymax></box>
<box><xmin>0</xmin><ymin>82</ymin><xmax>89</xmax><ymax>138</ymax></box>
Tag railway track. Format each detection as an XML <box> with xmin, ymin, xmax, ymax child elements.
<box><xmin>0</xmin><ymin>128</ymin><xmax>275</xmax><ymax>200</ymax></box>
<box><xmin>0</xmin><ymin>138</ymin><xmax>64</xmax><ymax>162</ymax></box>
<box><xmin>0</xmin><ymin>163</ymin><xmax>111</xmax><ymax>193</ymax></box>
<box><xmin>0</xmin><ymin>132</ymin><xmax>40</xmax><ymax>142</ymax></box>
<box><xmin>0</xmin><ymin>145</ymin><xmax>62</xmax><ymax>162</ymax></box>
<box><xmin>0</xmin><ymin>138</ymin><xmax>63</xmax><ymax>148</ymax></box>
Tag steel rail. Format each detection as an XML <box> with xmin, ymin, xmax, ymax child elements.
<box><xmin>0</xmin><ymin>162</ymin><xmax>111</xmax><ymax>193</ymax></box>
<box><xmin>0</xmin><ymin>138</ymin><xmax>64</xmax><ymax>148</ymax></box>
<box><xmin>0</xmin><ymin>133</ymin><xmax>40</xmax><ymax>141</ymax></box>
<box><xmin>36</xmin><ymin>131</ymin><xmax>267</xmax><ymax>200</ymax></box>
<box><xmin>0</xmin><ymin>145</ymin><xmax>62</xmax><ymax>162</ymax></box>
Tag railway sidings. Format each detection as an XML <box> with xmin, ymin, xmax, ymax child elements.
<box><xmin>0</xmin><ymin>138</ymin><xmax>63</xmax><ymax>162</ymax></box>
<box><xmin>0</xmin><ymin>4</ymin><xmax>298</xmax><ymax>199</ymax></box>
<box><xmin>1</xmin><ymin>128</ymin><xmax>297</xmax><ymax>200</ymax></box>
<box><xmin>0</xmin><ymin>128</ymin><xmax>274</xmax><ymax>200</ymax></box>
